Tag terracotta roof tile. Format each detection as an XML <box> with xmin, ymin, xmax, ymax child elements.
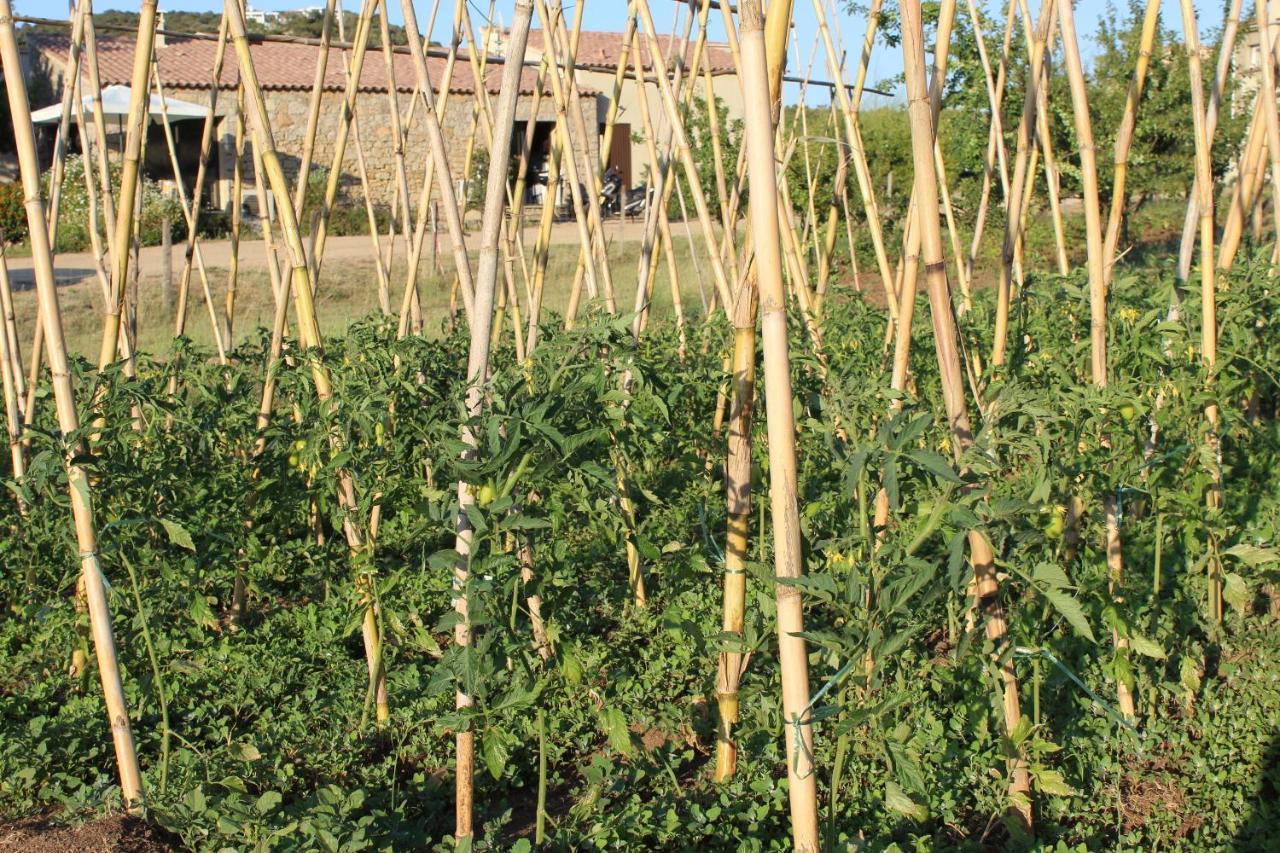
<box><xmin>35</xmin><ymin>35</ymin><xmax>596</xmax><ymax>97</ymax></box>
<box><xmin>521</xmin><ymin>29</ymin><xmax>736</xmax><ymax>75</ymax></box>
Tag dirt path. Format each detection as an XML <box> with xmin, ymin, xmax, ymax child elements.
<box><xmin>4</xmin><ymin>218</ymin><xmax>657</xmax><ymax>289</ymax></box>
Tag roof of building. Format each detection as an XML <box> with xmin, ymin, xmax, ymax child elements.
<box><xmin>521</xmin><ymin>29</ymin><xmax>737</xmax><ymax>76</ymax></box>
<box><xmin>34</xmin><ymin>35</ymin><xmax>599</xmax><ymax>97</ymax></box>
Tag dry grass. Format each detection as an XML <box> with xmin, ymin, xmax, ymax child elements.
<box><xmin>9</xmin><ymin>239</ymin><xmax>726</xmax><ymax>362</ymax></box>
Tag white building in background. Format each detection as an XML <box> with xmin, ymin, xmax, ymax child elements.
<box><xmin>243</xmin><ymin>6</ymin><xmax>282</xmax><ymax>26</ymax></box>
<box><xmin>1232</xmin><ymin>0</ymin><xmax>1280</xmax><ymax>106</ymax></box>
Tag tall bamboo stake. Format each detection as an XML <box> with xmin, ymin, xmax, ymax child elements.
<box><xmin>451</xmin><ymin>4</ymin><xmax>534</xmax><ymax>839</ymax></box>
<box><xmin>900</xmin><ymin>0</ymin><xmax>1032</xmax><ymax>826</ymax></box>
<box><xmin>1252</xmin><ymin>0</ymin><xmax>1280</xmax><ymax>264</ymax></box>
<box><xmin>0</xmin><ymin>0</ymin><xmax>144</xmax><ymax>807</ymax></box>
<box><xmin>1177</xmin><ymin>0</ymin><xmax>1223</xmax><ymax>621</ymax></box>
<box><xmin>1057</xmin><ymin>0</ymin><xmax>1136</xmax><ymax>720</ymax></box>
<box><xmin>224</xmin><ymin>0</ymin><xmax>387</xmax><ymax>722</ymax></box>
<box><xmin>397</xmin><ymin>0</ymin><xmax>477</xmax><ymax>324</ymax></box>
<box><xmin>1101</xmin><ymin>0</ymin><xmax>1161</xmax><ymax>282</ymax></box>
<box><xmin>965</xmin><ymin>0</ymin><xmax>1016</xmax><ymax>297</ymax></box>
<box><xmin>811</xmin><ymin>0</ymin><xmax>896</xmax><ymax>312</ymax></box>
<box><xmin>992</xmin><ymin>0</ymin><xmax>1054</xmax><ymax>368</ymax></box>
<box><xmin>1176</xmin><ymin>0</ymin><xmax>1243</xmax><ymax>281</ymax></box>
<box><xmin>736</xmin><ymin>3</ymin><xmax>819</xmax><ymax>847</ymax></box>
<box><xmin>97</xmin><ymin>0</ymin><xmax>158</xmax><ymax>373</ymax></box>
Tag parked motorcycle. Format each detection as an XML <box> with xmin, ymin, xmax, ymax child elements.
<box><xmin>600</xmin><ymin>166</ymin><xmax>650</xmax><ymax>217</ymax></box>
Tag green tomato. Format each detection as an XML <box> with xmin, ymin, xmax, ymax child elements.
<box><xmin>293</xmin><ymin>439</ymin><xmax>307</xmax><ymax>452</ymax></box>
<box><xmin>288</xmin><ymin>454</ymin><xmax>300</xmax><ymax>468</ymax></box>
<box><xmin>477</xmin><ymin>483</ymin><xmax>497</xmax><ymax>506</ymax></box>
<box><xmin>1041</xmin><ymin>505</ymin><xmax>1066</xmax><ymax>540</ymax></box>
<box><xmin>1119</xmin><ymin>404</ymin><xmax>1137</xmax><ymax>423</ymax></box>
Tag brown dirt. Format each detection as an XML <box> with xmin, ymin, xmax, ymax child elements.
<box><xmin>0</xmin><ymin>815</ymin><xmax>181</xmax><ymax>852</ymax></box>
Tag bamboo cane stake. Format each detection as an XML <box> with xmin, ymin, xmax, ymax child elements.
<box><xmin>899</xmin><ymin>0</ymin><xmax>1032</xmax><ymax>825</ymax></box>
<box><xmin>964</xmin><ymin>0</ymin><xmax>1015</xmax><ymax>299</ymax></box>
<box><xmin>394</xmin><ymin>0</ymin><xmax>472</xmax><ymax>336</ymax></box>
<box><xmin>1057</xmin><ymin>0</ymin><xmax>1107</xmax><ymax>385</ymax></box>
<box><xmin>324</xmin><ymin>0</ymin><xmax>392</xmax><ymax>317</ymax></box>
<box><xmin>0</xmin><ymin>0</ymin><xmax>145</xmax><ymax>807</ymax></box>
<box><xmin>810</xmin><ymin>0</ymin><xmax>896</xmax><ymax>312</ymax></box>
<box><xmin>882</xmin><ymin>0</ymin><xmax>959</xmax><ymax>403</ymax></box>
<box><xmin>1252</xmin><ymin>1</ymin><xmax>1280</xmax><ymax>267</ymax></box>
<box><xmin>44</xmin><ymin>1</ymin><xmax>88</xmax><ymax>253</ymax></box>
<box><xmin>24</xmin><ymin>0</ymin><xmax>93</xmax><ymax>402</ymax></box>
<box><xmin>168</xmin><ymin>11</ymin><xmax>229</xmax><ymax>357</ymax></box>
<box><xmin>629</xmin><ymin>3</ymin><xmax>701</xmax><ymax>333</ymax></box>
<box><xmin>0</xmin><ymin>244</ymin><xmax>23</xmax><ymax>415</ymax></box>
<box><xmin>703</xmin><ymin>64</ymin><xmax>739</xmax><ymax>288</ymax></box>
<box><xmin>0</xmin><ymin>253</ymin><xmax>24</xmax><ymax>487</ymax></box>
<box><xmin>1101</xmin><ymin>0</ymin><xmax>1161</xmax><ymax>283</ymax></box>
<box><xmin>635</xmin><ymin>0</ymin><xmax>735</xmax><ymax>313</ymax></box>
<box><xmin>532</xmin><ymin>0</ymin><xmax>615</xmax><ymax>323</ymax></box>
<box><xmin>1015</xmin><ymin>0</ymin><xmax>1068</xmax><ymax>276</ymax></box>
<box><xmin>97</xmin><ymin>0</ymin><xmax>158</xmax><ymax>373</ymax></box>
<box><xmin>1057</xmin><ymin>0</ymin><xmax>1135</xmax><ymax>720</ymax></box>
<box><xmin>631</xmin><ymin>46</ymin><xmax>687</xmax><ymax>342</ymax></box>
<box><xmin>151</xmin><ymin>66</ymin><xmax>229</xmax><ymax>362</ymax></box>
<box><xmin>306</xmin><ymin>0</ymin><xmax>377</xmax><ymax>280</ymax></box>
<box><xmin>292</xmin><ymin>0</ymin><xmax>338</xmax><ymax>216</ymax></box>
<box><xmin>1177</xmin><ymin>0</ymin><xmax>1243</xmax><ymax>280</ymax></box>
<box><xmin>1219</xmin><ymin>103</ymin><xmax>1268</xmax><ymax>273</ymax></box>
<box><xmin>396</xmin><ymin>0</ymin><xmax>476</xmax><ymax>324</ymax></box>
<box><xmin>224</xmin><ymin>0</ymin><xmax>388</xmax><ymax>721</ymax></box>
<box><xmin>736</xmin><ymin>5</ymin><xmax>819</xmax><ymax>846</ymax></box>
<box><xmin>26</xmin><ymin>3</ymin><xmax>127</xmax><ymax>421</ymax></box>
<box><xmin>559</xmin><ymin>0</ymin><xmax>637</xmax><ymax>315</ymax></box>
<box><xmin>375</xmin><ymin>3</ymin><xmax>419</xmax><ymax>315</ymax></box>
<box><xmin>451</xmin><ymin>3</ymin><xmax>534</xmax><ymax>839</ymax></box>
<box><xmin>1176</xmin><ymin>0</ymin><xmax>1223</xmax><ymax>621</ymax></box>
<box><xmin>69</xmin><ymin>79</ymin><xmax>113</xmax><ymax>312</ymax></box>
<box><xmin>992</xmin><ymin>0</ymin><xmax>1054</xmax><ymax>368</ymax></box>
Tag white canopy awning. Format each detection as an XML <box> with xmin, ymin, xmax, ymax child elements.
<box><xmin>31</xmin><ymin>84</ymin><xmax>209</xmax><ymax>124</ymax></box>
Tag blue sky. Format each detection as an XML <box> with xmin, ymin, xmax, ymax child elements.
<box><xmin>29</xmin><ymin>0</ymin><xmax>1233</xmax><ymax>104</ymax></box>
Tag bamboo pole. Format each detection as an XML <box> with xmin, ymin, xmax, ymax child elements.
<box><xmin>151</xmin><ymin>66</ymin><xmax>228</xmax><ymax>362</ymax></box>
<box><xmin>306</xmin><ymin>0</ymin><xmax>378</xmax><ymax>280</ymax></box>
<box><xmin>531</xmin><ymin>0</ymin><xmax>612</xmax><ymax>323</ymax></box>
<box><xmin>451</xmin><ymin>3</ymin><xmax>534</xmax><ymax>840</ymax></box>
<box><xmin>397</xmin><ymin>0</ymin><xmax>477</xmax><ymax>325</ymax></box>
<box><xmin>1252</xmin><ymin>0</ymin><xmax>1280</xmax><ymax>267</ymax></box>
<box><xmin>1177</xmin><ymin>0</ymin><xmax>1223</xmax><ymax>621</ymax></box>
<box><xmin>0</xmin><ymin>0</ymin><xmax>144</xmax><ymax>807</ymax></box>
<box><xmin>1058</xmin><ymin>0</ymin><xmax>1135</xmax><ymax>721</ymax></box>
<box><xmin>394</xmin><ymin>0</ymin><xmax>471</xmax><ymax>338</ymax></box>
<box><xmin>224</xmin><ymin>0</ymin><xmax>387</xmax><ymax>722</ymax></box>
<box><xmin>629</xmin><ymin>3</ymin><xmax>700</xmax><ymax>334</ymax></box>
<box><xmin>1177</xmin><ymin>0</ymin><xmax>1243</xmax><ymax>280</ymax></box>
<box><xmin>992</xmin><ymin>0</ymin><xmax>1054</xmax><ymax>368</ymax></box>
<box><xmin>97</xmin><ymin>0</ymin><xmax>158</xmax><ymax>373</ymax></box>
<box><xmin>1218</xmin><ymin>102</ymin><xmax>1268</xmax><ymax>272</ymax></box>
<box><xmin>1101</xmin><ymin>0</ymin><xmax>1161</xmax><ymax>282</ymax></box>
<box><xmin>811</xmin><ymin>0</ymin><xmax>896</xmax><ymax>312</ymax></box>
<box><xmin>635</xmin><ymin>0</ymin><xmax>735</xmax><ymax>313</ymax></box>
<box><xmin>899</xmin><ymin>0</ymin><xmax>1032</xmax><ymax>826</ymax></box>
<box><xmin>169</xmin><ymin>11</ymin><xmax>229</xmax><ymax>359</ymax></box>
<box><xmin>965</xmin><ymin>0</ymin><xmax>1016</xmax><ymax>299</ymax></box>
<box><xmin>736</xmin><ymin>4</ymin><xmax>819</xmax><ymax>847</ymax></box>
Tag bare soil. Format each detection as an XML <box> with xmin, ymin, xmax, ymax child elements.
<box><xmin>0</xmin><ymin>815</ymin><xmax>180</xmax><ymax>852</ymax></box>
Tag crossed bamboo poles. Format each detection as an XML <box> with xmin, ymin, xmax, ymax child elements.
<box><xmin>0</xmin><ymin>0</ymin><xmax>1261</xmax><ymax>842</ymax></box>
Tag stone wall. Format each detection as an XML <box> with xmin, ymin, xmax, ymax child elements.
<box><xmin>204</xmin><ymin>87</ymin><xmax>599</xmax><ymax>217</ymax></box>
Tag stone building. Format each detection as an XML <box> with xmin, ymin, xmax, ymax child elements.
<box><xmin>31</xmin><ymin>30</ymin><xmax>599</xmax><ymax>215</ymax></box>
<box><xmin>484</xmin><ymin>28</ymin><xmax>741</xmax><ymax>189</ymax></box>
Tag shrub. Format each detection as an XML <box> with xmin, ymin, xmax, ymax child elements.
<box><xmin>0</xmin><ymin>181</ymin><xmax>26</xmax><ymax>245</ymax></box>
